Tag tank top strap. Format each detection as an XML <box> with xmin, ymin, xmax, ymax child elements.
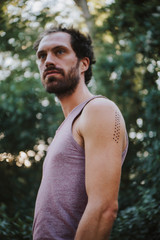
<box><xmin>56</xmin><ymin>95</ymin><xmax>105</xmax><ymax>133</ymax></box>
<box><xmin>69</xmin><ymin>94</ymin><xmax>128</xmax><ymax>165</ymax></box>
<box><xmin>69</xmin><ymin>95</ymin><xmax>106</xmax><ymax>121</ymax></box>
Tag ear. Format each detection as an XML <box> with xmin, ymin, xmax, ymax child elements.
<box><xmin>80</xmin><ymin>57</ymin><xmax>90</xmax><ymax>73</ymax></box>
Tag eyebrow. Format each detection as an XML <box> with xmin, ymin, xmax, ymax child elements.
<box><xmin>37</xmin><ymin>50</ymin><xmax>46</xmax><ymax>58</ymax></box>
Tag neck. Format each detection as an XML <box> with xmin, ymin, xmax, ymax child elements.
<box><xmin>57</xmin><ymin>81</ymin><xmax>93</xmax><ymax>118</ymax></box>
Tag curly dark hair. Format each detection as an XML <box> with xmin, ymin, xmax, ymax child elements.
<box><xmin>33</xmin><ymin>26</ymin><xmax>96</xmax><ymax>85</ymax></box>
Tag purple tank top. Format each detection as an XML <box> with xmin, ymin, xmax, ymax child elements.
<box><xmin>33</xmin><ymin>96</ymin><xmax>128</xmax><ymax>240</ymax></box>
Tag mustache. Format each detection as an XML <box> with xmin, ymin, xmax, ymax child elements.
<box><xmin>43</xmin><ymin>66</ymin><xmax>64</xmax><ymax>78</ymax></box>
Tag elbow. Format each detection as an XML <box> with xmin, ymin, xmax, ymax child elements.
<box><xmin>102</xmin><ymin>201</ymin><xmax>118</xmax><ymax>222</ymax></box>
<box><xmin>87</xmin><ymin>199</ymin><xmax>119</xmax><ymax>223</ymax></box>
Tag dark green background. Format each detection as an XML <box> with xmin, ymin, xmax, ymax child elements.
<box><xmin>0</xmin><ymin>0</ymin><xmax>160</xmax><ymax>239</ymax></box>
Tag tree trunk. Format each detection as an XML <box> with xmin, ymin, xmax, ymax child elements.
<box><xmin>74</xmin><ymin>0</ymin><xmax>94</xmax><ymax>35</ymax></box>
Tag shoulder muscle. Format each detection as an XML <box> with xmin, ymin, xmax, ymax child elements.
<box><xmin>80</xmin><ymin>98</ymin><xmax>126</xmax><ymax>151</ymax></box>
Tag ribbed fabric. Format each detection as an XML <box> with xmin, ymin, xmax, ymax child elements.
<box><xmin>33</xmin><ymin>96</ymin><xmax>128</xmax><ymax>240</ymax></box>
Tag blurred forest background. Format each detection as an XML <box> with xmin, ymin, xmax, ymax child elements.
<box><xmin>0</xmin><ymin>0</ymin><xmax>160</xmax><ymax>239</ymax></box>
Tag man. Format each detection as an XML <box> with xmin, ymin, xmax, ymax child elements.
<box><xmin>33</xmin><ymin>26</ymin><xmax>128</xmax><ymax>240</ymax></box>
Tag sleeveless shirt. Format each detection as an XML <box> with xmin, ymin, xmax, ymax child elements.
<box><xmin>33</xmin><ymin>96</ymin><xmax>128</xmax><ymax>240</ymax></box>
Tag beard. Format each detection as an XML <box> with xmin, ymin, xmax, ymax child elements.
<box><xmin>43</xmin><ymin>61</ymin><xmax>80</xmax><ymax>98</ymax></box>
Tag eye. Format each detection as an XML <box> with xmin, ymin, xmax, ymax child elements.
<box><xmin>40</xmin><ymin>54</ymin><xmax>46</xmax><ymax>59</ymax></box>
<box><xmin>38</xmin><ymin>53</ymin><xmax>46</xmax><ymax>60</ymax></box>
<box><xmin>56</xmin><ymin>49</ymin><xmax>65</xmax><ymax>55</ymax></box>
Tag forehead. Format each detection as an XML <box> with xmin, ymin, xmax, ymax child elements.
<box><xmin>37</xmin><ymin>32</ymin><xmax>72</xmax><ymax>51</ymax></box>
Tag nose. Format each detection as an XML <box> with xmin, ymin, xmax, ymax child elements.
<box><xmin>45</xmin><ymin>52</ymin><xmax>56</xmax><ymax>67</ymax></box>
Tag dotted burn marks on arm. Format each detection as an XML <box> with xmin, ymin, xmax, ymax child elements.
<box><xmin>113</xmin><ymin>110</ymin><xmax>120</xmax><ymax>143</ymax></box>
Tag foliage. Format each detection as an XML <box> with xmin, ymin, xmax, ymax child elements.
<box><xmin>0</xmin><ymin>203</ymin><xmax>32</xmax><ymax>240</ymax></box>
<box><xmin>0</xmin><ymin>160</ymin><xmax>42</xmax><ymax>239</ymax></box>
<box><xmin>0</xmin><ymin>0</ymin><xmax>160</xmax><ymax>239</ymax></box>
<box><xmin>93</xmin><ymin>0</ymin><xmax>160</xmax><ymax>239</ymax></box>
<box><xmin>0</xmin><ymin>0</ymin><xmax>63</xmax><ymax>237</ymax></box>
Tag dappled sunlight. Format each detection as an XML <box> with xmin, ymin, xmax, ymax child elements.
<box><xmin>0</xmin><ymin>140</ymin><xmax>49</xmax><ymax>167</ymax></box>
<box><xmin>0</xmin><ymin>0</ymin><xmax>160</xmax><ymax>238</ymax></box>
<box><xmin>4</xmin><ymin>0</ymin><xmax>84</xmax><ymax>30</ymax></box>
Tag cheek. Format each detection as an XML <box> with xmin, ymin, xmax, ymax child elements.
<box><xmin>65</xmin><ymin>58</ymin><xmax>78</xmax><ymax>70</ymax></box>
<box><xmin>38</xmin><ymin>64</ymin><xmax>44</xmax><ymax>77</ymax></box>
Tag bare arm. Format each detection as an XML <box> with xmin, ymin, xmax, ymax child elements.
<box><xmin>74</xmin><ymin>98</ymin><xmax>126</xmax><ymax>240</ymax></box>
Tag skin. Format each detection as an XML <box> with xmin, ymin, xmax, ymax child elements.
<box><xmin>74</xmin><ymin>99</ymin><xmax>126</xmax><ymax>240</ymax></box>
<box><xmin>36</xmin><ymin>32</ymin><xmax>127</xmax><ymax>240</ymax></box>
<box><xmin>37</xmin><ymin>32</ymin><xmax>92</xmax><ymax>106</ymax></box>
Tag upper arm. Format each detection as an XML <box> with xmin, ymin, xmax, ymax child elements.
<box><xmin>80</xmin><ymin>98</ymin><xmax>126</xmax><ymax>207</ymax></box>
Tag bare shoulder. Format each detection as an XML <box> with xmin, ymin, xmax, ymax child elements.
<box><xmin>84</xmin><ymin>97</ymin><xmax>119</xmax><ymax>114</ymax></box>
<box><xmin>81</xmin><ymin>97</ymin><xmax>124</xmax><ymax>124</ymax></box>
<box><xmin>80</xmin><ymin>97</ymin><xmax>127</xmax><ymax>150</ymax></box>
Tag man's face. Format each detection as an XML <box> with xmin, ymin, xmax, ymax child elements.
<box><xmin>36</xmin><ymin>32</ymin><xmax>80</xmax><ymax>97</ymax></box>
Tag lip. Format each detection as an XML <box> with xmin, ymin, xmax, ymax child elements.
<box><xmin>44</xmin><ymin>70</ymin><xmax>61</xmax><ymax>78</ymax></box>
